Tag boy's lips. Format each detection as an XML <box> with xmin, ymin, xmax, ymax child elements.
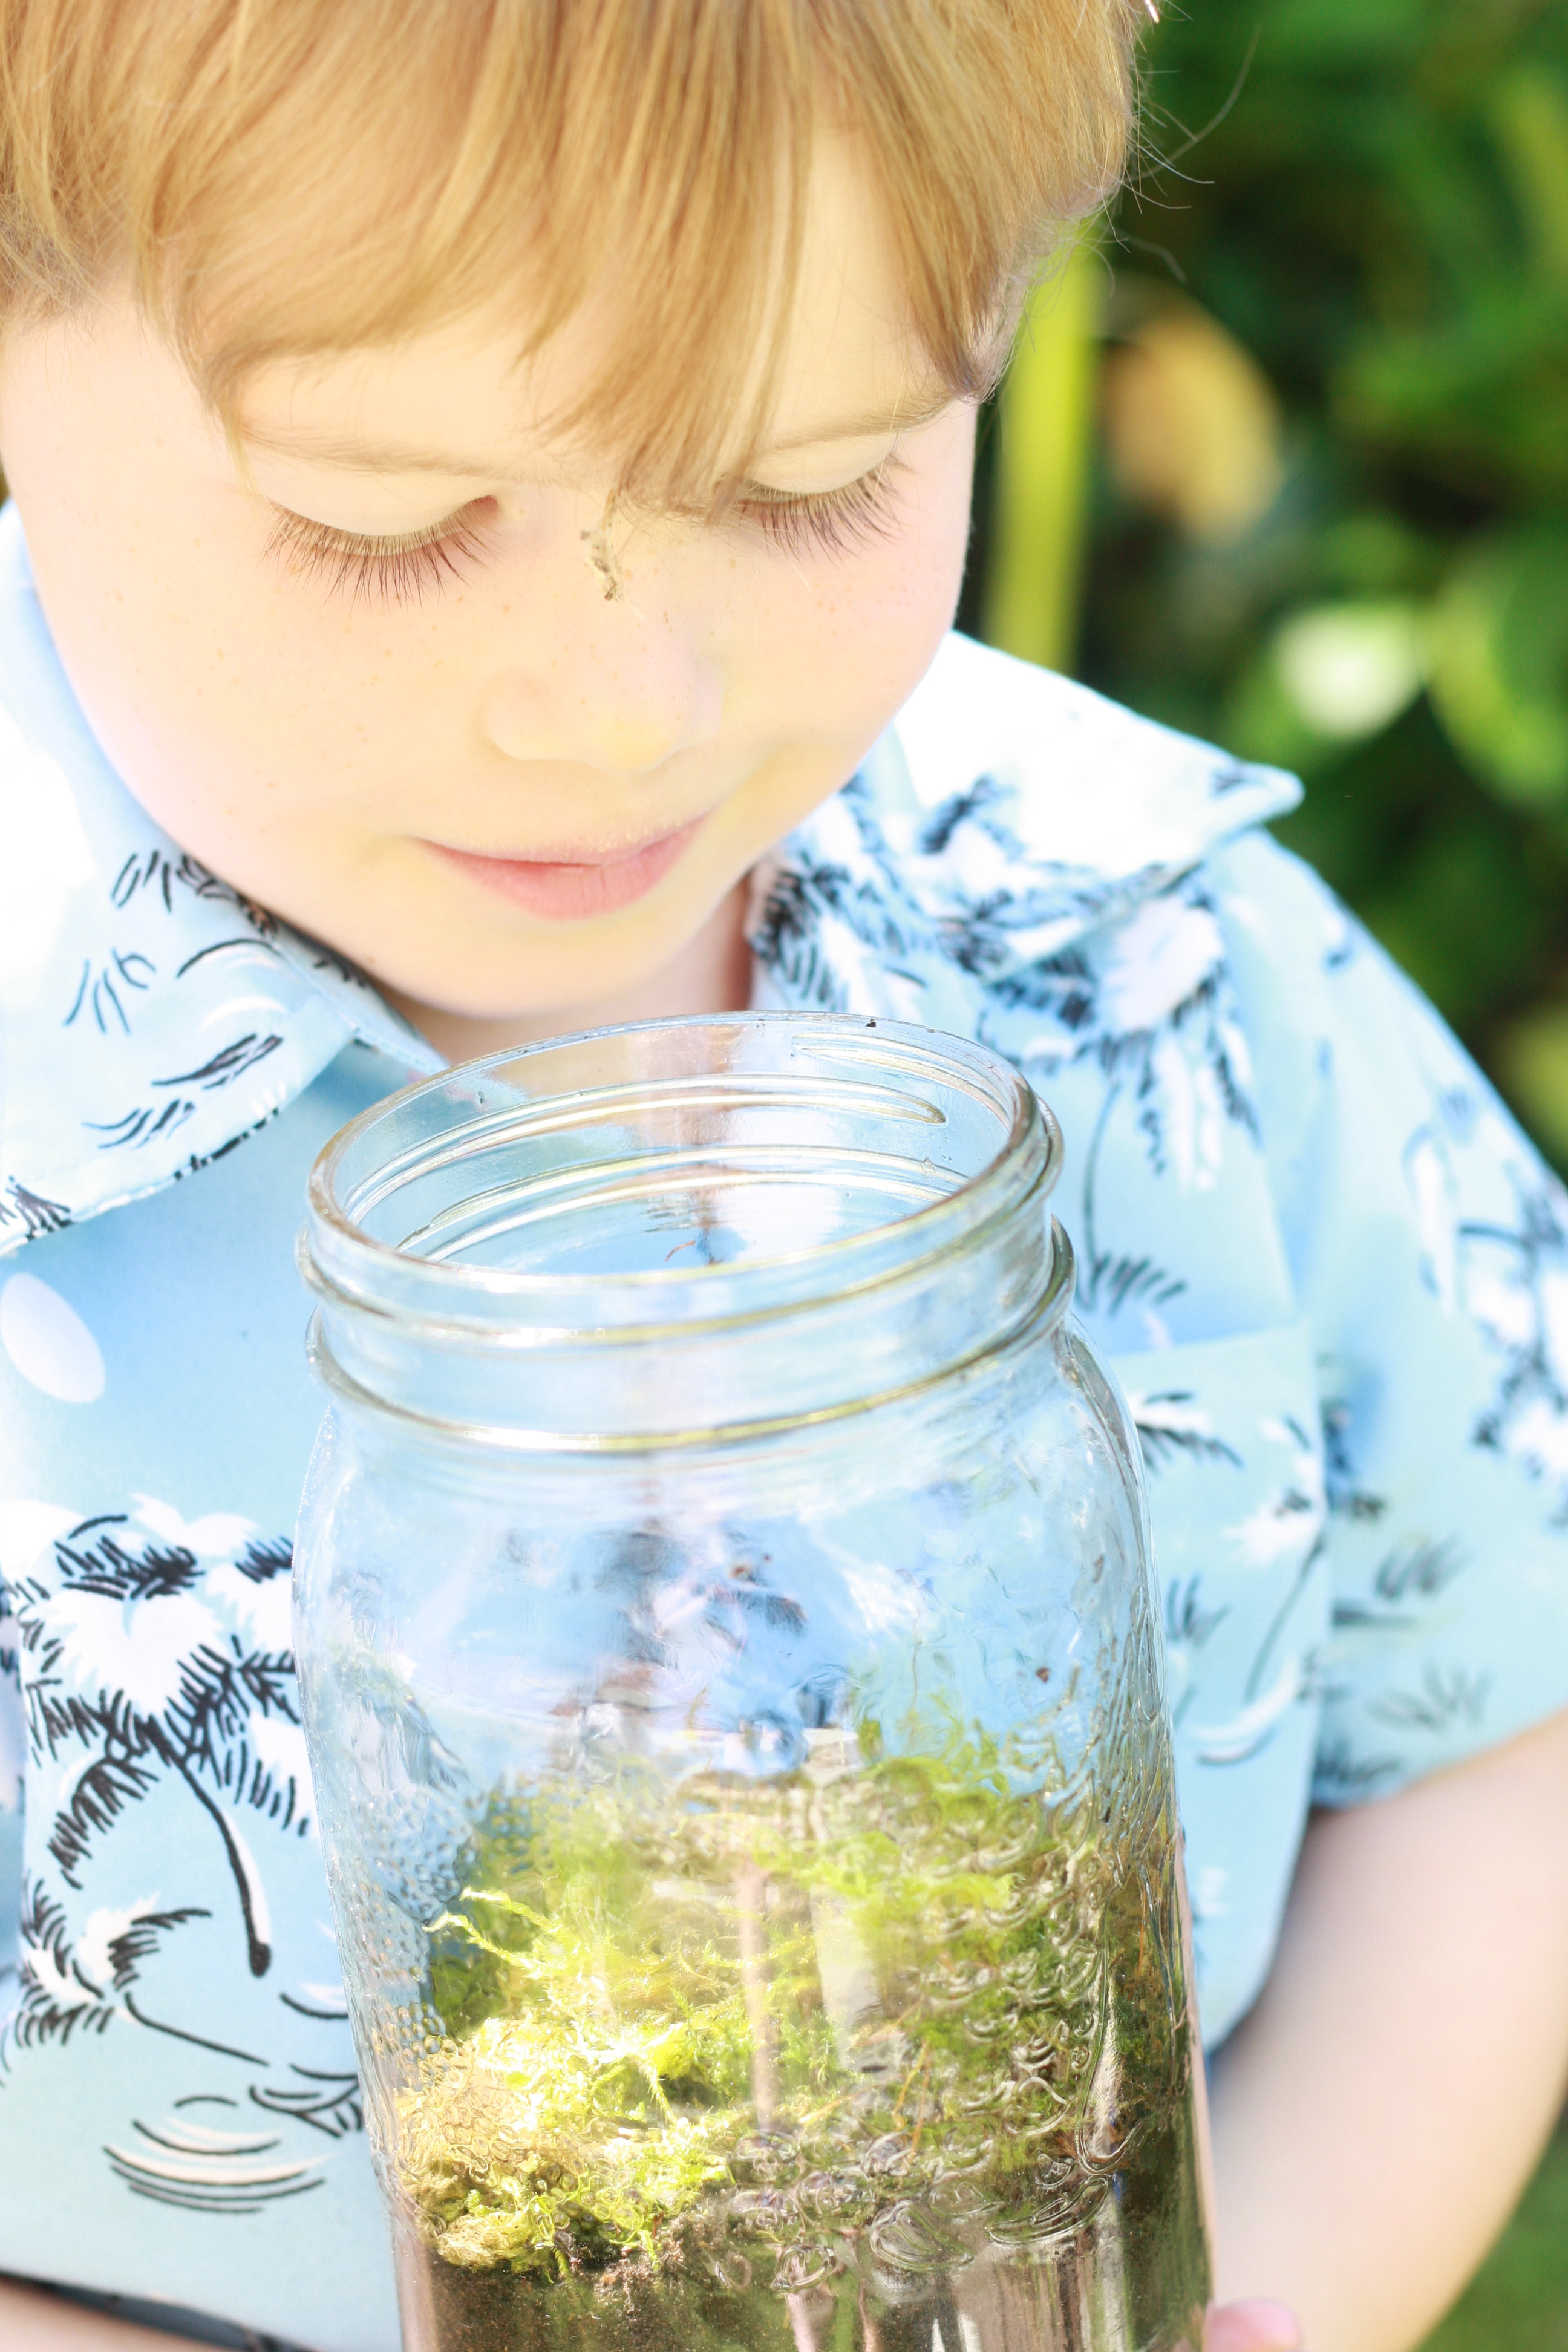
<box><xmin>423</xmin><ymin>815</ymin><xmax>705</xmax><ymax>921</ymax></box>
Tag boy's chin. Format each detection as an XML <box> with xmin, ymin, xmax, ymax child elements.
<box><xmin>344</xmin><ymin>858</ymin><xmax>754</xmax><ymax>1047</ymax></box>
<box><xmin>371</xmin><ymin>935</ymin><xmax>734</xmax><ymax>1047</ymax></box>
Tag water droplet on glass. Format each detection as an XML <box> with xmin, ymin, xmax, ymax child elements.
<box><xmin>731</xmin><ymin>2186</ymin><xmax>795</xmax><ymax>2232</ymax></box>
<box><xmin>733</xmin><ymin>2130</ymin><xmax>800</xmax><ymax>2180</ymax></box>
<box><xmin>864</xmin><ymin>2132</ymin><xmax>914</xmax><ymax>2178</ymax></box>
<box><xmin>796</xmin><ymin>2169</ymin><xmax>869</xmax><ymax>2223</ymax></box>
<box><xmin>771</xmin><ymin>2243</ymin><xmax>841</xmax><ymax>2294</ymax></box>
<box><xmin>985</xmin><ymin>2172</ymin><xmax>1108</xmax><ymax>2248</ymax></box>
<box><xmin>868</xmin><ymin>2198</ymin><xmax>972</xmax><ymax>2276</ymax></box>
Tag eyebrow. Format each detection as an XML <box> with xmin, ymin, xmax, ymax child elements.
<box><xmin>242</xmin><ymin>393</ymin><xmax>955</xmax><ymax>481</ymax></box>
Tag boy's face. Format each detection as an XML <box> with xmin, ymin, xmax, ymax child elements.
<box><xmin>0</xmin><ymin>140</ymin><xmax>976</xmax><ymax>1036</ymax></box>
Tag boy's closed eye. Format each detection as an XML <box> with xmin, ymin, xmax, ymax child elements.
<box><xmin>262</xmin><ymin>457</ymin><xmax>910</xmax><ymax>606</ymax></box>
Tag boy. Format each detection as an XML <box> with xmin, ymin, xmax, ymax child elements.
<box><xmin>0</xmin><ymin>5</ymin><xmax>1565</xmax><ymax>2351</ymax></box>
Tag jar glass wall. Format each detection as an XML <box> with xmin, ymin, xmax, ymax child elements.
<box><xmin>294</xmin><ymin>1013</ymin><xmax>1211</xmax><ymax>2352</ymax></box>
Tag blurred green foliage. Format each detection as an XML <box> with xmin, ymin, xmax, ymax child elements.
<box><xmin>1420</xmin><ymin>2115</ymin><xmax>1568</xmax><ymax>2350</ymax></box>
<box><xmin>966</xmin><ymin>0</ymin><xmax>1568</xmax><ymax>1165</ymax></box>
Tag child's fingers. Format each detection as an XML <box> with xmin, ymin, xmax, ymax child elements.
<box><xmin>1204</xmin><ymin>2299</ymin><xmax>1306</xmax><ymax>2352</ymax></box>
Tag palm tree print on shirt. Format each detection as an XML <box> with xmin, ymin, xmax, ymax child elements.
<box><xmin>15</xmin><ymin>1510</ymin><xmax>298</xmax><ymax>1990</ymax></box>
<box><xmin>0</xmin><ymin>1497</ymin><xmax>364</xmax><ymax>2214</ymax></box>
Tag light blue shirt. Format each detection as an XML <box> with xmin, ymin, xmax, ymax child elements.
<box><xmin>2</xmin><ymin>505</ymin><xmax>1567</xmax><ymax>2350</ymax></box>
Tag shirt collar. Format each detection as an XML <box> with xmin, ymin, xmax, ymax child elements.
<box><xmin>798</xmin><ymin>630</ymin><xmax>1302</xmax><ymax>982</ymax></box>
<box><xmin>0</xmin><ymin>505</ymin><xmax>440</xmax><ymax>1255</ymax></box>
<box><xmin>745</xmin><ymin>633</ymin><xmax>1301</xmax><ymax>1040</ymax></box>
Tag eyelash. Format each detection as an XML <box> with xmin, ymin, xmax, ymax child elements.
<box><xmin>264</xmin><ymin>505</ymin><xmax>491</xmax><ymax>604</ymax></box>
<box><xmin>737</xmin><ymin>462</ymin><xmax>906</xmax><ymax>560</ymax></box>
<box><xmin>264</xmin><ymin>462</ymin><xmax>905</xmax><ymax>606</ymax></box>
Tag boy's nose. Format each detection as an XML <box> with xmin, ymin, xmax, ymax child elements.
<box><xmin>479</xmin><ymin>622</ymin><xmax>723</xmax><ymax>777</ymax></box>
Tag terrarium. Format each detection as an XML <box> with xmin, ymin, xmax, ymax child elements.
<box><xmin>293</xmin><ymin>1012</ymin><xmax>1212</xmax><ymax>2352</ymax></box>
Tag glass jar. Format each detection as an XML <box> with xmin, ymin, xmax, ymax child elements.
<box><xmin>294</xmin><ymin>1013</ymin><xmax>1211</xmax><ymax>2352</ymax></box>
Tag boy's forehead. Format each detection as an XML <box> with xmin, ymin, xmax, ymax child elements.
<box><xmin>240</xmin><ymin>132</ymin><xmax>953</xmax><ymax>497</ymax></box>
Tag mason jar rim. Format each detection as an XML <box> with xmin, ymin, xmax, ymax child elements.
<box><xmin>300</xmin><ymin>1013</ymin><xmax>1060</xmax><ymax>1349</ymax></box>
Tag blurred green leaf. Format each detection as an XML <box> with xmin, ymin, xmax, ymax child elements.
<box><xmin>1359</xmin><ymin>805</ymin><xmax>1557</xmax><ymax>1028</ymax></box>
<box><xmin>1429</xmin><ymin>528</ymin><xmax>1568</xmax><ymax>805</ymax></box>
<box><xmin>1225</xmin><ymin>601</ymin><xmax>1426</xmax><ymax>773</ymax></box>
<box><xmin>1246</xmin><ymin>0</ymin><xmax>1432</xmax><ymax>68</ymax></box>
<box><xmin>1490</xmin><ymin>65</ymin><xmax>1568</xmax><ymax>282</ymax></box>
<box><xmin>1495</xmin><ymin>1004</ymin><xmax>1568</xmax><ymax>1165</ymax></box>
<box><xmin>1273</xmin><ymin>601</ymin><xmax>1428</xmax><ymax>736</ymax></box>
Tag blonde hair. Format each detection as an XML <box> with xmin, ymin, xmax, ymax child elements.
<box><xmin>0</xmin><ymin>0</ymin><xmax>1142</xmax><ymax>500</ymax></box>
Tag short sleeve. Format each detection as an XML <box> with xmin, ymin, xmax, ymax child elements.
<box><xmin>1211</xmin><ymin>832</ymin><xmax>1568</xmax><ymax>1802</ymax></box>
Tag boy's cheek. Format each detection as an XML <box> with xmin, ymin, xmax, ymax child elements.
<box><xmin>754</xmin><ymin>447</ymin><xmax>975</xmax><ymax>742</ymax></box>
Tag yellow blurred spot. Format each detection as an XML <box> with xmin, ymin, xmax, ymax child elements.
<box><xmin>1102</xmin><ymin>297</ymin><xmax>1284</xmax><ymax>544</ymax></box>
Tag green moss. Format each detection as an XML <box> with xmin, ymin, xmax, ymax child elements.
<box><xmin>393</xmin><ymin>1712</ymin><xmax>1195</xmax><ymax>2298</ymax></box>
